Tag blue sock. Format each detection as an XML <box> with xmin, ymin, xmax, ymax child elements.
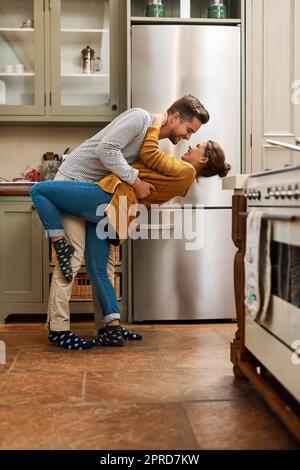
<box><xmin>48</xmin><ymin>330</ymin><xmax>94</xmax><ymax>350</ymax></box>
<box><xmin>53</xmin><ymin>238</ymin><xmax>75</xmax><ymax>283</ymax></box>
<box><xmin>98</xmin><ymin>325</ymin><xmax>143</xmax><ymax>340</ymax></box>
<box><xmin>94</xmin><ymin>326</ymin><xmax>124</xmax><ymax>347</ymax></box>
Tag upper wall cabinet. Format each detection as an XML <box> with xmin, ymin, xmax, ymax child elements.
<box><xmin>246</xmin><ymin>0</ymin><xmax>300</xmax><ymax>172</ymax></box>
<box><xmin>0</xmin><ymin>0</ymin><xmax>44</xmax><ymax>116</ymax></box>
<box><xmin>0</xmin><ymin>0</ymin><xmax>125</xmax><ymax>122</ymax></box>
<box><xmin>130</xmin><ymin>0</ymin><xmax>241</xmax><ymax>21</ymax></box>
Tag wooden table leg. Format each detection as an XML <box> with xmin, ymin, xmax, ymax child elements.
<box><xmin>231</xmin><ymin>194</ymin><xmax>252</xmax><ymax>378</ymax></box>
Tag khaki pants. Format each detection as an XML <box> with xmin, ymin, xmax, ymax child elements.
<box><xmin>47</xmin><ymin>171</ymin><xmax>115</xmax><ymax>331</ymax></box>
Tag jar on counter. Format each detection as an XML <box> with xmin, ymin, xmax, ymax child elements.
<box><xmin>42</xmin><ymin>152</ymin><xmax>62</xmax><ymax>180</ymax></box>
<box><xmin>146</xmin><ymin>0</ymin><xmax>166</xmax><ymax>18</ymax></box>
<box><xmin>207</xmin><ymin>0</ymin><xmax>228</xmax><ymax>19</ymax></box>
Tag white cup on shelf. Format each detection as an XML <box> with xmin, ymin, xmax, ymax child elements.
<box><xmin>4</xmin><ymin>65</ymin><xmax>14</xmax><ymax>74</ymax></box>
<box><xmin>25</xmin><ymin>18</ymin><xmax>34</xmax><ymax>28</ymax></box>
<box><xmin>14</xmin><ymin>64</ymin><xmax>24</xmax><ymax>74</ymax></box>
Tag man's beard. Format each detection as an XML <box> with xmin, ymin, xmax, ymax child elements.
<box><xmin>169</xmin><ymin>133</ymin><xmax>180</xmax><ymax>145</ymax></box>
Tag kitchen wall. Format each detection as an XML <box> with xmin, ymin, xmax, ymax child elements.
<box><xmin>0</xmin><ymin>126</ymin><xmax>100</xmax><ymax>181</ymax></box>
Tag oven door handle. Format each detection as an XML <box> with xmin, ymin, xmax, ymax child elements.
<box><xmin>239</xmin><ymin>212</ymin><xmax>300</xmax><ymax>222</ymax></box>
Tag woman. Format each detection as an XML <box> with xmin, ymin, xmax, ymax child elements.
<box><xmin>31</xmin><ymin>115</ymin><xmax>230</xmax><ymax>349</ymax></box>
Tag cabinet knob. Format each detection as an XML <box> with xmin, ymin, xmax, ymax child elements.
<box><xmin>111</xmin><ymin>104</ymin><xmax>118</xmax><ymax>111</ymax></box>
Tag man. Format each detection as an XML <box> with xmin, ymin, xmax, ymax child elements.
<box><xmin>47</xmin><ymin>94</ymin><xmax>210</xmax><ymax>349</ymax></box>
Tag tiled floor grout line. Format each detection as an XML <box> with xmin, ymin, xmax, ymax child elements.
<box><xmin>181</xmin><ymin>402</ymin><xmax>201</xmax><ymax>449</ymax></box>
<box><xmin>6</xmin><ymin>350</ymin><xmax>22</xmax><ymax>374</ymax></box>
<box><xmin>81</xmin><ymin>369</ymin><xmax>87</xmax><ymax>403</ymax></box>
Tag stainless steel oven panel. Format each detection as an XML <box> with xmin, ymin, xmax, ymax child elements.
<box><xmin>247</xmin><ymin>166</ymin><xmax>300</xmax><ymax>191</ymax></box>
<box><xmin>245</xmin><ymin>315</ymin><xmax>300</xmax><ymax>402</ymax></box>
<box><xmin>246</xmin><ymin>207</ymin><xmax>300</xmax><ymax>247</ymax></box>
<box><xmin>246</xmin><ymin>166</ymin><xmax>300</xmax><ymax>208</ymax></box>
<box><xmin>272</xmin><ymin>214</ymin><xmax>300</xmax><ymax>248</ymax></box>
<box><xmin>260</xmin><ymin>296</ymin><xmax>300</xmax><ymax>349</ymax></box>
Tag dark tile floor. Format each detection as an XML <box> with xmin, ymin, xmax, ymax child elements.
<box><xmin>0</xmin><ymin>321</ymin><xmax>299</xmax><ymax>450</ymax></box>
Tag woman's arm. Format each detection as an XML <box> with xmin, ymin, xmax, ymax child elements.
<box><xmin>139</xmin><ymin>127</ymin><xmax>194</xmax><ymax>178</ymax></box>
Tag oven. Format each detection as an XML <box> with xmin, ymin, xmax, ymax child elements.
<box><xmin>243</xmin><ymin>165</ymin><xmax>300</xmax><ymax>401</ymax></box>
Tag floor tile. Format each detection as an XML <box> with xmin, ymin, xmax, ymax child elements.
<box><xmin>84</xmin><ymin>368</ymin><xmax>257</xmax><ymax>403</ymax></box>
<box><xmin>0</xmin><ymin>372</ymin><xmax>84</xmax><ymax>407</ymax></box>
<box><xmin>184</xmin><ymin>400</ymin><xmax>300</xmax><ymax>450</ymax></box>
<box><xmin>0</xmin><ymin>332</ymin><xmax>49</xmax><ymax>349</ymax></box>
<box><xmin>12</xmin><ymin>347</ymin><xmax>166</xmax><ymax>373</ymax></box>
<box><xmin>125</xmin><ymin>326</ymin><xmax>227</xmax><ymax>349</ymax></box>
<box><xmin>0</xmin><ymin>403</ymin><xmax>197</xmax><ymax>450</ymax></box>
<box><xmin>0</xmin><ymin>348</ymin><xmax>19</xmax><ymax>374</ymax></box>
<box><xmin>161</xmin><ymin>344</ymin><xmax>231</xmax><ymax>369</ymax></box>
<box><xmin>0</xmin><ymin>323</ymin><xmax>47</xmax><ymax>332</ymax></box>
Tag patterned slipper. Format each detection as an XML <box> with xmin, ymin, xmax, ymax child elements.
<box><xmin>48</xmin><ymin>330</ymin><xmax>94</xmax><ymax>350</ymax></box>
<box><xmin>120</xmin><ymin>326</ymin><xmax>143</xmax><ymax>340</ymax></box>
<box><xmin>94</xmin><ymin>326</ymin><xmax>124</xmax><ymax>347</ymax></box>
<box><xmin>53</xmin><ymin>239</ymin><xmax>75</xmax><ymax>283</ymax></box>
<box><xmin>98</xmin><ymin>325</ymin><xmax>143</xmax><ymax>340</ymax></box>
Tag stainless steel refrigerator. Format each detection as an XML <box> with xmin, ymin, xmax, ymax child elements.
<box><xmin>131</xmin><ymin>25</ymin><xmax>241</xmax><ymax>320</ymax></box>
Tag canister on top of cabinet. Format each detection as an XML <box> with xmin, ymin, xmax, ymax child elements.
<box><xmin>207</xmin><ymin>0</ymin><xmax>228</xmax><ymax>19</ymax></box>
<box><xmin>145</xmin><ymin>0</ymin><xmax>166</xmax><ymax>17</ymax></box>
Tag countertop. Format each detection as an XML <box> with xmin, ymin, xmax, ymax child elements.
<box><xmin>0</xmin><ymin>182</ymin><xmax>35</xmax><ymax>196</ymax></box>
<box><xmin>222</xmin><ymin>174</ymin><xmax>249</xmax><ymax>190</ymax></box>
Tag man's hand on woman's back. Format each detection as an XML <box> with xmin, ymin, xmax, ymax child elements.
<box><xmin>132</xmin><ymin>177</ymin><xmax>155</xmax><ymax>199</ymax></box>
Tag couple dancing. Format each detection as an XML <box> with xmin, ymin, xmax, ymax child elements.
<box><xmin>31</xmin><ymin>95</ymin><xmax>230</xmax><ymax>350</ymax></box>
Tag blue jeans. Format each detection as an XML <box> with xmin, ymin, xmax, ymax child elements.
<box><xmin>31</xmin><ymin>181</ymin><xmax>119</xmax><ymax>322</ymax></box>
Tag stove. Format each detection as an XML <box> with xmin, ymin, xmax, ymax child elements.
<box><xmin>243</xmin><ymin>165</ymin><xmax>300</xmax><ymax>402</ymax></box>
<box><xmin>244</xmin><ymin>165</ymin><xmax>300</xmax><ymax>208</ymax></box>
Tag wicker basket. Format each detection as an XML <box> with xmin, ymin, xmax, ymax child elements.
<box><xmin>71</xmin><ymin>274</ymin><xmax>92</xmax><ymax>301</ymax></box>
<box><xmin>114</xmin><ymin>273</ymin><xmax>122</xmax><ymax>301</ymax></box>
<box><xmin>114</xmin><ymin>246</ymin><xmax>122</xmax><ymax>265</ymax></box>
<box><xmin>69</xmin><ymin>273</ymin><xmax>122</xmax><ymax>302</ymax></box>
<box><xmin>50</xmin><ymin>245</ymin><xmax>86</xmax><ymax>266</ymax></box>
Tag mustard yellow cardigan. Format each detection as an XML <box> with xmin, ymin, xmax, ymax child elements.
<box><xmin>97</xmin><ymin>127</ymin><xmax>196</xmax><ymax>243</ymax></box>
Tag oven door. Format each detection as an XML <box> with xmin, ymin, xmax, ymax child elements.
<box><xmin>244</xmin><ymin>207</ymin><xmax>300</xmax><ymax>401</ymax></box>
<box><xmin>257</xmin><ymin>207</ymin><xmax>300</xmax><ymax>347</ymax></box>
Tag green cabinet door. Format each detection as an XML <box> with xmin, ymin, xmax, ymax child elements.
<box><xmin>50</xmin><ymin>0</ymin><xmax>121</xmax><ymax>118</ymax></box>
<box><xmin>0</xmin><ymin>201</ymin><xmax>43</xmax><ymax>303</ymax></box>
<box><xmin>0</xmin><ymin>0</ymin><xmax>126</xmax><ymax>122</ymax></box>
<box><xmin>0</xmin><ymin>0</ymin><xmax>45</xmax><ymax>116</ymax></box>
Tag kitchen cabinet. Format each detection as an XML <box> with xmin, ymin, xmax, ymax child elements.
<box><xmin>246</xmin><ymin>0</ymin><xmax>300</xmax><ymax>172</ymax></box>
<box><xmin>0</xmin><ymin>196</ymin><xmax>47</xmax><ymax>322</ymax></box>
<box><xmin>0</xmin><ymin>0</ymin><xmax>126</xmax><ymax>122</ymax></box>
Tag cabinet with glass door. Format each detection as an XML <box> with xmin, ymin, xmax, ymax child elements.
<box><xmin>0</xmin><ymin>0</ymin><xmax>125</xmax><ymax>122</ymax></box>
